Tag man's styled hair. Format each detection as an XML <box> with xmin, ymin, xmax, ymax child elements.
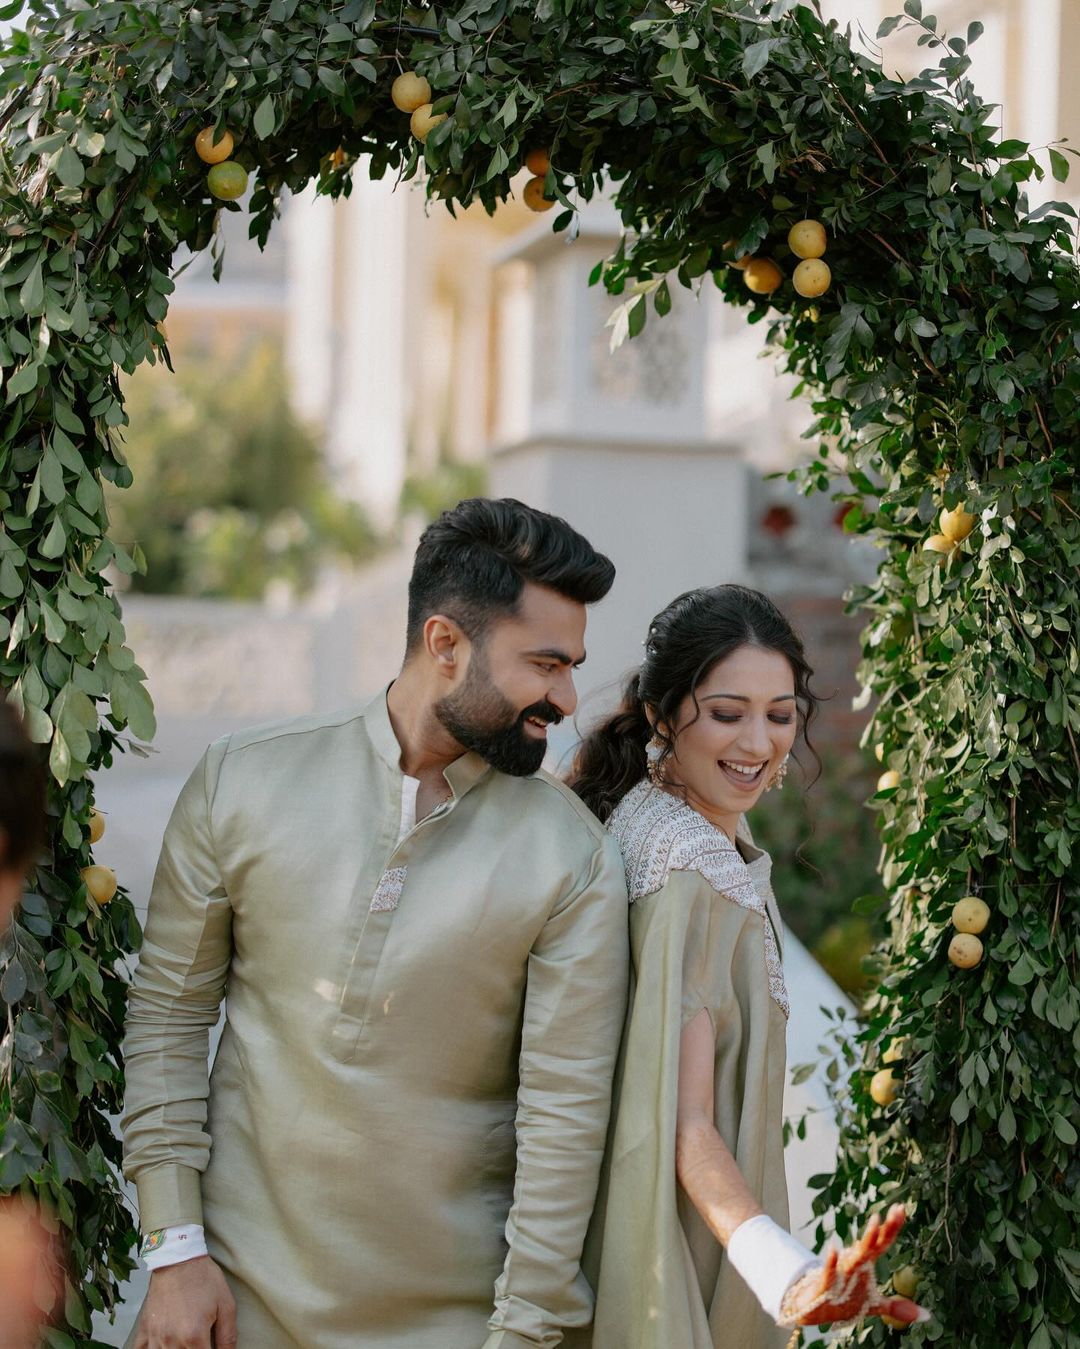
<box><xmin>405</xmin><ymin>498</ymin><xmax>615</xmax><ymax>651</ymax></box>
<box><xmin>0</xmin><ymin>700</ymin><xmax>45</xmax><ymax>877</ymax></box>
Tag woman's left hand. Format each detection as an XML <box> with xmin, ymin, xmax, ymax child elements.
<box><xmin>779</xmin><ymin>1203</ymin><xmax>930</xmax><ymax>1328</ymax></box>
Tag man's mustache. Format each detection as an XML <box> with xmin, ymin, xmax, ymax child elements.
<box><xmin>518</xmin><ymin>702</ymin><xmax>564</xmax><ymax>727</ymax></box>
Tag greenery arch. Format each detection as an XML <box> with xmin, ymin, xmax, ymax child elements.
<box><xmin>1</xmin><ymin>1</ymin><xmax>1077</xmax><ymax>1344</ymax></box>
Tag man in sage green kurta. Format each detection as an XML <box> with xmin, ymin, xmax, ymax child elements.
<box><xmin>121</xmin><ymin>499</ymin><xmax>628</xmax><ymax>1348</ymax></box>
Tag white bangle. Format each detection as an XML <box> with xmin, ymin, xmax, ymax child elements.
<box><xmin>726</xmin><ymin>1214</ymin><xmax>820</xmax><ymax>1322</ymax></box>
<box><xmin>140</xmin><ymin>1223</ymin><xmax>209</xmax><ymax>1271</ymax></box>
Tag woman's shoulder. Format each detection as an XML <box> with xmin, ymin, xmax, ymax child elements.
<box><xmin>608</xmin><ymin>780</ymin><xmax>765</xmax><ymax>917</ymax></box>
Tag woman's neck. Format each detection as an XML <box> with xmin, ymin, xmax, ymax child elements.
<box><xmin>658</xmin><ymin>779</ymin><xmax>739</xmax><ymax>844</ymax></box>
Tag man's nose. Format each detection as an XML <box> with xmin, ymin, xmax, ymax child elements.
<box><xmin>549</xmin><ymin>669</ymin><xmax>578</xmax><ymax>718</ymax></box>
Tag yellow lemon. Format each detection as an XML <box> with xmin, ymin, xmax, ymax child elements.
<box><xmin>948</xmin><ymin>933</ymin><xmax>983</xmax><ymax>969</ymax></box>
<box><xmin>870</xmin><ymin>1068</ymin><xmax>898</xmax><ymax>1106</ymax></box>
<box><xmin>881</xmin><ymin>1314</ymin><xmax>908</xmax><ymax>1329</ymax></box>
<box><xmin>922</xmin><ymin>533</ymin><xmax>954</xmax><ymax>554</ymax></box>
<box><xmin>743</xmin><ymin>258</ymin><xmax>783</xmax><ymax>294</ymax></box>
<box><xmin>195</xmin><ymin>126</ymin><xmax>234</xmax><ymax>164</ymax></box>
<box><xmin>391</xmin><ymin>71</ymin><xmax>431</xmax><ymax>113</ymax></box>
<box><xmin>952</xmin><ymin>896</ymin><xmax>990</xmax><ymax>934</ymax></box>
<box><xmin>88</xmin><ymin>810</ymin><xmax>105</xmax><ymax>844</ymax></box>
<box><xmin>81</xmin><ymin>865</ymin><xmax>117</xmax><ymax>906</ymax></box>
<box><xmin>410</xmin><ymin>103</ymin><xmax>447</xmax><ymax>143</ymax></box>
<box><xmin>793</xmin><ymin>258</ymin><xmax>831</xmax><ymax>297</ymax></box>
<box><xmin>892</xmin><ymin>1265</ymin><xmax>920</xmax><ymax>1299</ymax></box>
<box><xmin>877</xmin><ymin>770</ymin><xmax>901</xmax><ymax>792</ymax></box>
<box><xmin>787</xmin><ymin>218</ymin><xmax>827</xmax><ymax>259</ymax></box>
<box><xmin>207</xmin><ymin>161</ymin><xmax>248</xmax><ymax>200</ymax></box>
<box><xmin>524</xmin><ymin>147</ymin><xmax>550</xmax><ymax>176</ymax></box>
<box><xmin>522</xmin><ymin>175</ymin><xmax>555</xmax><ymax>212</ymax></box>
<box><xmin>939</xmin><ymin>505</ymin><xmax>976</xmax><ymax>542</ymax></box>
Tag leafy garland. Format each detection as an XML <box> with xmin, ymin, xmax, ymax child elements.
<box><xmin>0</xmin><ymin>0</ymin><xmax>1076</xmax><ymax>1344</ymax></box>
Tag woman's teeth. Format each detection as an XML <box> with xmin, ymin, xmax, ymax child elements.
<box><xmin>720</xmin><ymin>760</ymin><xmax>767</xmax><ymax>786</ymax></box>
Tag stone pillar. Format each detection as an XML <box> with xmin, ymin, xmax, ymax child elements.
<box><xmin>283</xmin><ymin>184</ymin><xmax>337</xmax><ymax>427</ymax></box>
<box><xmin>325</xmin><ymin>169</ymin><xmax>409</xmax><ymax>532</ymax></box>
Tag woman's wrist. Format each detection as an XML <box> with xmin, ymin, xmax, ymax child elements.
<box><xmin>725</xmin><ymin>1214</ymin><xmax>820</xmax><ymax>1322</ymax></box>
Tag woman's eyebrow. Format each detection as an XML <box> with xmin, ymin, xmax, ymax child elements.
<box><xmin>701</xmin><ymin>693</ymin><xmax>796</xmax><ymax>703</ymax></box>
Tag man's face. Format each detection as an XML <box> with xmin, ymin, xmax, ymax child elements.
<box><xmin>435</xmin><ymin>582</ymin><xmax>588</xmax><ymax>776</ymax></box>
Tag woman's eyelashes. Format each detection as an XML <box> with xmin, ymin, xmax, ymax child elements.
<box><xmin>710</xmin><ymin>712</ymin><xmax>793</xmax><ymax>726</ymax></box>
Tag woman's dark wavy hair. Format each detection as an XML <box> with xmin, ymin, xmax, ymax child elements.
<box><xmin>0</xmin><ymin>700</ymin><xmax>45</xmax><ymax>877</ymax></box>
<box><xmin>569</xmin><ymin>584</ymin><xmax>820</xmax><ymax>822</ymax></box>
<box><xmin>406</xmin><ymin>497</ymin><xmax>615</xmax><ymax>650</ymax></box>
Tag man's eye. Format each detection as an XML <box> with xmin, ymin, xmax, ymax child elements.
<box><xmin>536</xmin><ymin>663</ymin><xmax>557</xmax><ymax>674</ymax></box>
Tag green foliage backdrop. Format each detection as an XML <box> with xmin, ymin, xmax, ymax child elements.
<box><xmin>0</xmin><ymin>0</ymin><xmax>1076</xmax><ymax>1344</ymax></box>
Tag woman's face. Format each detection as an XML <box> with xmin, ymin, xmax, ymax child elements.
<box><xmin>659</xmin><ymin>644</ymin><xmax>799</xmax><ymax>837</ymax></box>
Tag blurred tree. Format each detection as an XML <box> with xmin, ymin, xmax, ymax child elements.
<box><xmin>108</xmin><ymin>342</ymin><xmax>379</xmax><ymax>598</ymax></box>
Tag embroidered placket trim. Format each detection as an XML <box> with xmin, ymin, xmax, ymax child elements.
<box><xmin>370</xmin><ymin>865</ymin><xmax>407</xmax><ymax>913</ymax></box>
<box><xmin>608</xmin><ymin>780</ymin><xmax>789</xmax><ymax>1018</ymax></box>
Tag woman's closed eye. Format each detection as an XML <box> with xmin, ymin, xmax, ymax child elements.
<box><xmin>711</xmin><ymin>712</ymin><xmax>794</xmax><ymax>725</ymax></box>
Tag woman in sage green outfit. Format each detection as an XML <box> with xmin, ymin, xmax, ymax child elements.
<box><xmin>567</xmin><ymin>586</ymin><xmax>929</xmax><ymax>1348</ymax></box>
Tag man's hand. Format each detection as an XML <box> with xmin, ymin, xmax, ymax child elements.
<box><xmin>133</xmin><ymin>1256</ymin><xmax>237</xmax><ymax>1348</ymax></box>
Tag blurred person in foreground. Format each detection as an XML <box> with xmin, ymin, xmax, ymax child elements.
<box><xmin>1</xmin><ymin>699</ymin><xmax>57</xmax><ymax>1348</ymax></box>
<box><xmin>121</xmin><ymin>498</ymin><xmax>629</xmax><ymax>1349</ymax></box>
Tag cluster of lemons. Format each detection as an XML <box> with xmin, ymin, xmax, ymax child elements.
<box><xmin>519</xmin><ymin>147</ymin><xmax>555</xmax><ymax>212</ymax></box>
<box><xmin>391</xmin><ymin>70</ymin><xmax>446</xmax><ymax>143</ymax></box>
<box><xmin>80</xmin><ymin>810</ymin><xmax>117</xmax><ymax>907</ymax></box>
<box><xmin>924</xmin><ymin>503</ymin><xmax>978</xmax><ymax>555</ymax></box>
<box><xmin>196</xmin><ymin>126</ymin><xmax>249</xmax><ymax>201</ymax></box>
<box><xmin>728</xmin><ymin>218</ymin><xmax>832</xmax><ymax>298</ymax></box>
<box><xmin>393</xmin><ymin>72</ymin><xmax>555</xmax><ymax>213</ymax></box>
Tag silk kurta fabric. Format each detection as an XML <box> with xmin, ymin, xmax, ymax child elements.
<box><xmin>121</xmin><ymin>691</ymin><xmax>629</xmax><ymax>1349</ymax></box>
<box><xmin>566</xmin><ymin>781</ymin><xmax>792</xmax><ymax>1349</ymax></box>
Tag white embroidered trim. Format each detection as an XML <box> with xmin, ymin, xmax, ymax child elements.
<box><xmin>608</xmin><ymin>780</ymin><xmax>789</xmax><ymax>1018</ymax></box>
<box><xmin>370</xmin><ymin>865</ymin><xmax>407</xmax><ymax>913</ymax></box>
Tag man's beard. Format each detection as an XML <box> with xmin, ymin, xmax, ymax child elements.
<box><xmin>435</xmin><ymin>649</ymin><xmax>563</xmax><ymax>777</ymax></box>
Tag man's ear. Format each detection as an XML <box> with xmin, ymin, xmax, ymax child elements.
<box><xmin>423</xmin><ymin>614</ymin><xmax>468</xmax><ymax>679</ymax></box>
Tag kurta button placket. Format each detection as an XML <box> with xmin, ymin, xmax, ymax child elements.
<box><xmin>331</xmin><ymin>792</ymin><xmax>456</xmax><ymax>1061</ymax></box>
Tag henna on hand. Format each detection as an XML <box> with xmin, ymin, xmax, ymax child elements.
<box><xmin>778</xmin><ymin>1204</ymin><xmax>929</xmax><ymax>1329</ymax></box>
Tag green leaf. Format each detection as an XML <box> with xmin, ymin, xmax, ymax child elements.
<box><xmin>743</xmin><ymin>39</ymin><xmax>776</xmax><ymax>79</ymax></box>
<box><xmin>18</xmin><ymin>263</ymin><xmax>44</xmax><ymax>315</ymax></box>
<box><xmin>7</xmin><ymin>362</ymin><xmax>40</xmax><ymax>398</ymax></box>
<box><xmin>53</xmin><ymin>144</ymin><xmax>84</xmax><ymax>188</ymax></box>
<box><xmin>316</xmin><ymin>67</ymin><xmax>347</xmax><ymax>96</ymax></box>
<box><xmin>253</xmin><ymin>95</ymin><xmax>276</xmax><ymax>140</ymax></box>
<box><xmin>39</xmin><ymin>515</ymin><xmax>67</xmax><ymax>559</ymax></box>
<box><xmin>1049</xmin><ymin>148</ymin><xmax>1069</xmax><ymax>182</ymax></box>
<box><xmin>1</xmin><ymin>958</ymin><xmax>27</xmax><ymax>1003</ymax></box>
<box><xmin>49</xmin><ymin>726</ymin><xmax>72</xmax><ymax>785</ymax></box>
<box><xmin>998</xmin><ymin>1100</ymin><xmax>1016</xmax><ymax>1142</ymax></box>
<box><xmin>1053</xmin><ymin>1114</ymin><xmax>1078</xmax><ymax>1146</ymax></box>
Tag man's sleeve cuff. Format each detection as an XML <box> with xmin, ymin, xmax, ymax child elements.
<box><xmin>134</xmin><ymin>1164</ymin><xmax>204</xmax><ymax>1233</ymax></box>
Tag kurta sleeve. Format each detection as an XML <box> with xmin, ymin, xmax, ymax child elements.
<box><xmin>121</xmin><ymin>739</ymin><xmax>233</xmax><ymax>1233</ymax></box>
<box><xmin>483</xmin><ymin>832</ymin><xmax>629</xmax><ymax>1349</ymax></box>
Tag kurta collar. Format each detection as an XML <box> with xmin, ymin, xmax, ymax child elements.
<box><xmin>362</xmin><ymin>686</ymin><xmax>492</xmax><ymax>799</ymax></box>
